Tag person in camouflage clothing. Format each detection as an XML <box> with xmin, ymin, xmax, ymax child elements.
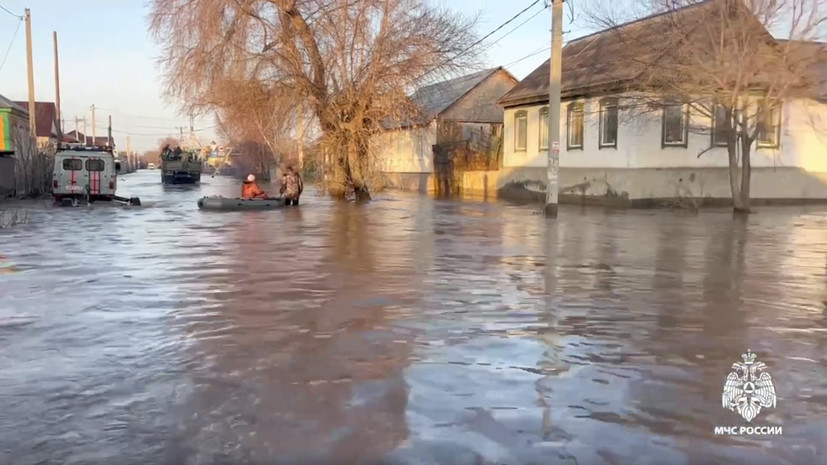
<box><xmin>279</xmin><ymin>166</ymin><xmax>303</xmax><ymax>206</ymax></box>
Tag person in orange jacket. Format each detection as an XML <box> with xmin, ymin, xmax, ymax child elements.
<box><xmin>241</xmin><ymin>174</ymin><xmax>268</xmax><ymax>199</ymax></box>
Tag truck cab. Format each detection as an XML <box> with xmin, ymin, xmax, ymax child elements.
<box><xmin>52</xmin><ymin>143</ymin><xmax>119</xmax><ymax>202</ymax></box>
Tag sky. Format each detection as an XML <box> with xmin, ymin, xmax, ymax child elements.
<box><xmin>0</xmin><ymin>0</ymin><xmax>593</xmax><ymax>153</ymax></box>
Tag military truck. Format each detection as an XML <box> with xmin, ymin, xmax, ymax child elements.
<box><xmin>160</xmin><ymin>145</ymin><xmax>202</xmax><ymax>184</ymax></box>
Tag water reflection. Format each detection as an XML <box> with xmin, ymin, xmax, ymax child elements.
<box><xmin>0</xmin><ymin>172</ymin><xmax>825</xmax><ymax>464</ymax></box>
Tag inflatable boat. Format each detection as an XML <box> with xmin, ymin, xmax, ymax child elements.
<box><xmin>197</xmin><ymin>196</ymin><xmax>286</xmax><ymax>210</ymax></box>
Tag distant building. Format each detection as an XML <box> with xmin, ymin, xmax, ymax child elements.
<box><xmin>63</xmin><ymin>130</ymin><xmax>114</xmax><ymax>148</ymax></box>
<box><xmin>374</xmin><ymin>67</ymin><xmax>518</xmax><ymax>194</ymax></box>
<box><xmin>12</xmin><ymin>101</ymin><xmax>60</xmax><ymax>151</ymax></box>
<box><xmin>0</xmin><ymin>94</ymin><xmax>29</xmax><ymax>196</ymax></box>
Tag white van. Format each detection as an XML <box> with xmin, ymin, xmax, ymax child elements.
<box><xmin>52</xmin><ymin>143</ymin><xmax>120</xmax><ymax>202</ymax></box>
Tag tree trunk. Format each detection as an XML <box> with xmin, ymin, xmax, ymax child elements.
<box><xmin>346</xmin><ymin>135</ymin><xmax>371</xmax><ymax>202</ymax></box>
<box><xmin>737</xmin><ymin>134</ymin><xmax>752</xmax><ymax>213</ymax></box>
<box><xmin>726</xmin><ymin>139</ymin><xmax>746</xmax><ymax>211</ymax></box>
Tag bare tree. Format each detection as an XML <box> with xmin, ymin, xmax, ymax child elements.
<box><xmin>140</xmin><ymin>149</ymin><xmax>161</xmax><ymax>166</ymax></box>
<box><xmin>209</xmin><ymin>83</ymin><xmax>298</xmax><ymax>179</ymax></box>
<box><xmin>582</xmin><ymin>0</ymin><xmax>825</xmax><ymax>212</ymax></box>
<box><xmin>148</xmin><ymin>0</ymin><xmax>480</xmax><ymax>200</ymax></box>
<box><xmin>12</xmin><ymin>127</ymin><xmax>53</xmax><ymax>198</ymax></box>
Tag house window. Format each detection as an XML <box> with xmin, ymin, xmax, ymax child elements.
<box><xmin>567</xmin><ymin>102</ymin><xmax>584</xmax><ymax>150</ymax></box>
<box><xmin>514</xmin><ymin>111</ymin><xmax>527</xmax><ymax>152</ymax></box>
<box><xmin>662</xmin><ymin>103</ymin><xmax>688</xmax><ymax>147</ymax></box>
<box><xmin>599</xmin><ymin>98</ymin><xmax>618</xmax><ymax>148</ymax></box>
<box><xmin>756</xmin><ymin>103</ymin><xmax>781</xmax><ymax>148</ymax></box>
<box><xmin>539</xmin><ymin>107</ymin><xmax>549</xmax><ymax>150</ymax></box>
<box><xmin>711</xmin><ymin>104</ymin><xmax>732</xmax><ymax>147</ymax></box>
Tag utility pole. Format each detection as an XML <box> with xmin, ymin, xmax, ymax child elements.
<box><xmin>126</xmin><ymin>135</ymin><xmax>131</xmax><ymax>164</ymax></box>
<box><xmin>82</xmin><ymin>117</ymin><xmax>87</xmax><ymax>144</ymax></box>
<box><xmin>544</xmin><ymin>0</ymin><xmax>564</xmax><ymax>218</ymax></box>
<box><xmin>90</xmin><ymin>105</ymin><xmax>96</xmax><ymax>145</ymax></box>
<box><xmin>53</xmin><ymin>31</ymin><xmax>62</xmax><ymax>137</ymax></box>
<box><xmin>74</xmin><ymin>115</ymin><xmax>79</xmax><ymax>142</ymax></box>
<box><xmin>108</xmin><ymin>115</ymin><xmax>112</xmax><ymax>147</ymax></box>
<box><xmin>189</xmin><ymin>113</ymin><xmax>196</xmax><ymax>149</ymax></box>
<box><xmin>24</xmin><ymin>8</ymin><xmax>36</xmax><ymax>138</ymax></box>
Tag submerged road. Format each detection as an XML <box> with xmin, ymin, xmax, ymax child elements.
<box><xmin>1</xmin><ymin>170</ymin><xmax>825</xmax><ymax>465</ymax></box>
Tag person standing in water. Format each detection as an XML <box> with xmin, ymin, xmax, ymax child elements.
<box><xmin>280</xmin><ymin>166</ymin><xmax>303</xmax><ymax>206</ymax></box>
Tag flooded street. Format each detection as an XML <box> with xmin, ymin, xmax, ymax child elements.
<box><xmin>1</xmin><ymin>170</ymin><xmax>826</xmax><ymax>465</ymax></box>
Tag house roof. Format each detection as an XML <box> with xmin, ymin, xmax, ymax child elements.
<box><xmin>0</xmin><ymin>94</ymin><xmax>27</xmax><ymax>114</ymax></box>
<box><xmin>778</xmin><ymin>40</ymin><xmax>827</xmax><ymax>101</ymax></box>
<box><xmin>13</xmin><ymin>101</ymin><xmax>58</xmax><ymax>138</ymax></box>
<box><xmin>411</xmin><ymin>68</ymin><xmax>503</xmax><ymax>120</ymax></box>
<box><xmin>498</xmin><ymin>0</ymin><xmax>797</xmax><ymax>107</ymax></box>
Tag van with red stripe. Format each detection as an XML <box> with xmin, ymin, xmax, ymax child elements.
<box><xmin>52</xmin><ymin>143</ymin><xmax>120</xmax><ymax>203</ymax></box>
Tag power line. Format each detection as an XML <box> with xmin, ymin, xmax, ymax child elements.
<box><xmin>488</xmin><ymin>4</ymin><xmax>547</xmax><ymax>49</ymax></box>
<box><xmin>505</xmin><ymin>46</ymin><xmax>550</xmax><ymax>68</ymax></box>
<box><xmin>448</xmin><ymin>0</ymin><xmax>543</xmax><ymax>65</ymax></box>
<box><xmin>111</xmin><ymin>125</ymin><xmax>216</xmax><ymax>137</ymax></box>
<box><xmin>0</xmin><ymin>17</ymin><xmax>21</xmax><ymax>73</ymax></box>
<box><xmin>0</xmin><ymin>4</ymin><xmax>22</xmax><ymax>19</ymax></box>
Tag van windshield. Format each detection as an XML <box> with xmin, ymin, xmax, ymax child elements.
<box><xmin>86</xmin><ymin>159</ymin><xmax>105</xmax><ymax>172</ymax></box>
<box><xmin>62</xmin><ymin>159</ymin><xmax>83</xmax><ymax>171</ymax></box>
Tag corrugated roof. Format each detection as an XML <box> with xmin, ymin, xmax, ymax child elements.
<box><xmin>381</xmin><ymin>67</ymin><xmax>506</xmax><ymax>129</ymax></box>
<box><xmin>411</xmin><ymin>68</ymin><xmax>500</xmax><ymax>120</ymax></box>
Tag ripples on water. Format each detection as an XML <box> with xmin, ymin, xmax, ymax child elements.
<box><xmin>1</xmin><ymin>171</ymin><xmax>826</xmax><ymax>465</ymax></box>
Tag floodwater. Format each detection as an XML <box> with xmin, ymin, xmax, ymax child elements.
<box><xmin>1</xmin><ymin>170</ymin><xmax>826</xmax><ymax>465</ymax></box>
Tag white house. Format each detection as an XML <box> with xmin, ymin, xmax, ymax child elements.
<box><xmin>495</xmin><ymin>3</ymin><xmax>827</xmax><ymax>206</ymax></box>
<box><xmin>374</xmin><ymin>67</ymin><xmax>518</xmax><ymax>193</ymax></box>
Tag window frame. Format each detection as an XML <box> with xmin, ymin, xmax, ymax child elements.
<box><xmin>756</xmin><ymin>102</ymin><xmax>781</xmax><ymax>149</ymax></box>
<box><xmin>85</xmin><ymin>158</ymin><xmax>105</xmax><ymax>172</ymax></box>
<box><xmin>711</xmin><ymin>104</ymin><xmax>732</xmax><ymax>147</ymax></box>
<box><xmin>62</xmin><ymin>158</ymin><xmax>83</xmax><ymax>171</ymax></box>
<box><xmin>539</xmin><ymin>107</ymin><xmax>549</xmax><ymax>150</ymax></box>
<box><xmin>661</xmin><ymin>102</ymin><xmax>689</xmax><ymax>148</ymax></box>
<box><xmin>567</xmin><ymin>102</ymin><xmax>584</xmax><ymax>151</ymax></box>
<box><xmin>598</xmin><ymin>98</ymin><xmax>618</xmax><ymax>149</ymax></box>
<box><xmin>514</xmin><ymin>110</ymin><xmax>528</xmax><ymax>152</ymax></box>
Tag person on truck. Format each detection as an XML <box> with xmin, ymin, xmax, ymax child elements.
<box><xmin>241</xmin><ymin>174</ymin><xmax>268</xmax><ymax>199</ymax></box>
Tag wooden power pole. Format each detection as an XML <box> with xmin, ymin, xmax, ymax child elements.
<box><xmin>24</xmin><ymin>8</ymin><xmax>36</xmax><ymax>138</ymax></box>
<box><xmin>544</xmin><ymin>0</ymin><xmax>564</xmax><ymax>218</ymax></box>
<box><xmin>90</xmin><ymin>105</ymin><xmax>96</xmax><ymax>145</ymax></box>
<box><xmin>53</xmin><ymin>31</ymin><xmax>62</xmax><ymax>137</ymax></box>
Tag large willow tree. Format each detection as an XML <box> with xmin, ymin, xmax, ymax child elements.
<box><xmin>148</xmin><ymin>0</ymin><xmax>480</xmax><ymax>200</ymax></box>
